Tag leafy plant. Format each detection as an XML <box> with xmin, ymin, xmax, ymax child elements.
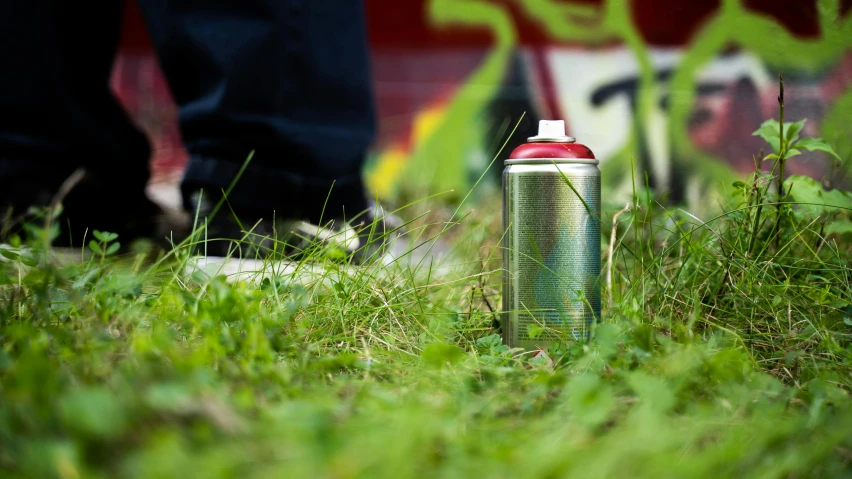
<box><xmin>88</xmin><ymin>230</ymin><xmax>121</xmax><ymax>258</ymax></box>
<box><xmin>748</xmin><ymin>74</ymin><xmax>846</xmax><ymax>250</ymax></box>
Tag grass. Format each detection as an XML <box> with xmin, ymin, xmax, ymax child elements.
<box><xmin>2</xmin><ymin>106</ymin><xmax>852</xmax><ymax>477</ymax></box>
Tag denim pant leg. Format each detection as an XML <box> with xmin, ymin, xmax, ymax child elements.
<box><xmin>0</xmin><ymin>0</ymin><xmax>152</xmax><ymax>208</ymax></box>
<box><xmin>138</xmin><ymin>0</ymin><xmax>376</xmax><ymax>223</ymax></box>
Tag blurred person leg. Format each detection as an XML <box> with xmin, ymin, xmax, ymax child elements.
<box><xmin>0</xmin><ymin>1</ymin><xmax>164</xmax><ymax>246</ymax></box>
<box><xmin>138</xmin><ymin>0</ymin><xmax>378</xmax><ymax>255</ymax></box>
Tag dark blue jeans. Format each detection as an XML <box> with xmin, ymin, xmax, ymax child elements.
<box><xmin>0</xmin><ymin>0</ymin><xmax>374</xmax><ymax>223</ymax></box>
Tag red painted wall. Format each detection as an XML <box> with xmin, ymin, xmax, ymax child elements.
<box><xmin>113</xmin><ymin>1</ymin><xmax>852</xmax><ymax>189</ymax></box>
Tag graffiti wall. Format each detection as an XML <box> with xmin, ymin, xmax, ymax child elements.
<box><xmin>114</xmin><ymin>0</ymin><xmax>852</xmax><ymax>208</ymax></box>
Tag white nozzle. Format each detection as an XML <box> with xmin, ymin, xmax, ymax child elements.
<box><xmin>538</xmin><ymin>120</ymin><xmax>566</xmax><ymax>137</ymax></box>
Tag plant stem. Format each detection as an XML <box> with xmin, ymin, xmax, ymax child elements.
<box><xmin>746</xmin><ymin>150</ymin><xmax>764</xmax><ymax>257</ymax></box>
<box><xmin>747</xmin><ymin>177</ymin><xmax>765</xmax><ymax>257</ymax></box>
<box><xmin>777</xmin><ymin>74</ymin><xmax>785</xmax><ymax>202</ymax></box>
<box><xmin>607</xmin><ymin>203</ymin><xmax>631</xmax><ymax>310</ymax></box>
<box><xmin>773</xmin><ymin>74</ymin><xmax>785</xmax><ymax>250</ymax></box>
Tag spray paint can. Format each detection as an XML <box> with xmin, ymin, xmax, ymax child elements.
<box><xmin>502</xmin><ymin>120</ymin><xmax>601</xmax><ymax>351</ymax></box>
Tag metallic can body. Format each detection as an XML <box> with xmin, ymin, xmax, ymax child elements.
<box><xmin>502</xmin><ymin>159</ymin><xmax>601</xmax><ymax>351</ymax></box>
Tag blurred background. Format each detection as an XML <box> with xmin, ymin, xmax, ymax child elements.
<box><xmin>114</xmin><ymin>0</ymin><xmax>852</xmax><ymax>210</ymax></box>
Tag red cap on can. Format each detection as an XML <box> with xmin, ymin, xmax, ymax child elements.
<box><xmin>509</xmin><ymin>120</ymin><xmax>595</xmax><ymax>160</ymax></box>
